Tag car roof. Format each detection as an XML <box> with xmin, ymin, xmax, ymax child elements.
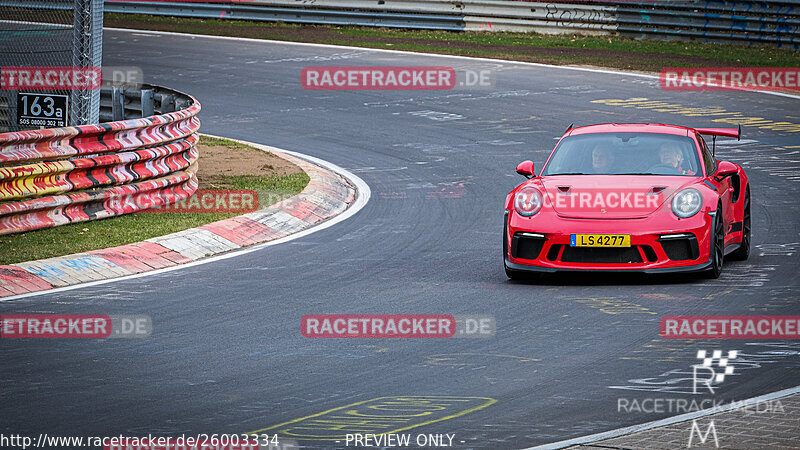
<box><xmin>566</xmin><ymin>123</ymin><xmax>692</xmax><ymax>137</ymax></box>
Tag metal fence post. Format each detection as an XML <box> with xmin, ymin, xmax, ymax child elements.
<box><xmin>71</xmin><ymin>0</ymin><xmax>103</xmax><ymax>126</ymax></box>
<box><xmin>141</xmin><ymin>89</ymin><xmax>155</xmax><ymax>117</ymax></box>
<box><xmin>112</xmin><ymin>87</ymin><xmax>125</xmax><ymax>121</ymax></box>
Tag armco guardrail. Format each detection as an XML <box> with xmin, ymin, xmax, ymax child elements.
<box><xmin>0</xmin><ymin>85</ymin><xmax>200</xmax><ymax>235</ymax></box>
<box><xmin>94</xmin><ymin>0</ymin><xmax>799</xmax><ymax>48</ymax></box>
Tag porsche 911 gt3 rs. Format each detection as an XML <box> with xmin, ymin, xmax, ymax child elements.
<box><xmin>504</xmin><ymin>123</ymin><xmax>750</xmax><ymax>280</ymax></box>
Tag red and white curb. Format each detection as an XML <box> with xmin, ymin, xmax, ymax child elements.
<box><xmin>0</xmin><ymin>139</ymin><xmax>369</xmax><ymax>300</ymax></box>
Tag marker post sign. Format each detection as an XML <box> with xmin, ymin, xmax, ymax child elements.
<box><xmin>17</xmin><ymin>92</ymin><xmax>69</xmax><ymax>128</ymax></box>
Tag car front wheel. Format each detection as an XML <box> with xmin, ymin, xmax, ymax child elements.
<box><xmin>703</xmin><ymin>205</ymin><xmax>724</xmax><ymax>279</ymax></box>
<box><xmin>728</xmin><ymin>188</ymin><xmax>750</xmax><ymax>261</ymax></box>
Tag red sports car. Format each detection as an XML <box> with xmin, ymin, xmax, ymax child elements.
<box><xmin>504</xmin><ymin>123</ymin><xmax>750</xmax><ymax>280</ymax></box>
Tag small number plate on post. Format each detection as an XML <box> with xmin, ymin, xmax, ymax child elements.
<box><xmin>17</xmin><ymin>93</ymin><xmax>69</xmax><ymax>128</ymax></box>
<box><xmin>570</xmin><ymin>234</ymin><xmax>631</xmax><ymax>247</ymax></box>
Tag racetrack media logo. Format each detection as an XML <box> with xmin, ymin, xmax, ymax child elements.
<box><xmin>693</xmin><ymin>350</ymin><xmax>737</xmax><ymax>394</ymax></box>
<box><xmin>616</xmin><ymin>348</ymin><xmax>784</xmax><ymax>420</ymax></box>
<box><xmin>301</xmin><ymin>66</ymin><xmax>494</xmax><ymax>90</ymax></box>
<box><xmin>688</xmin><ymin>419</ymin><xmax>719</xmax><ymax>448</ymax></box>
<box><xmin>660</xmin><ymin>67</ymin><xmax>800</xmax><ymax>92</ymax></box>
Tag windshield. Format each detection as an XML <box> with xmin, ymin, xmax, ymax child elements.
<box><xmin>542</xmin><ymin>132</ymin><xmax>701</xmax><ymax>176</ymax></box>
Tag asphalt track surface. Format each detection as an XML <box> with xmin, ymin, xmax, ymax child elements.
<box><xmin>1</xmin><ymin>30</ymin><xmax>799</xmax><ymax>449</ymax></box>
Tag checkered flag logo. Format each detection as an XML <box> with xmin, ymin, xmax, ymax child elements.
<box><xmin>697</xmin><ymin>350</ymin><xmax>738</xmax><ymax>383</ymax></box>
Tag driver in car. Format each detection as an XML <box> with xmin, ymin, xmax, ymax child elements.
<box><xmin>658</xmin><ymin>143</ymin><xmax>695</xmax><ymax>175</ymax></box>
<box><xmin>590</xmin><ymin>144</ymin><xmax>614</xmax><ymax>173</ymax></box>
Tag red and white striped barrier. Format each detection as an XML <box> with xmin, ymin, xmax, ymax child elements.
<box><xmin>0</xmin><ymin>141</ymin><xmax>358</xmax><ymax>298</ymax></box>
<box><xmin>0</xmin><ymin>86</ymin><xmax>201</xmax><ymax>235</ymax></box>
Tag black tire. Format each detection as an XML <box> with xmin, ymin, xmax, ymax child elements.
<box><xmin>728</xmin><ymin>188</ymin><xmax>751</xmax><ymax>261</ymax></box>
<box><xmin>703</xmin><ymin>204</ymin><xmax>725</xmax><ymax>279</ymax></box>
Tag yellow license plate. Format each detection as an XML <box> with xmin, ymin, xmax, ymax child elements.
<box><xmin>570</xmin><ymin>234</ymin><xmax>631</xmax><ymax>247</ymax></box>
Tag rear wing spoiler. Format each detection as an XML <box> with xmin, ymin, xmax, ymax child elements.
<box><xmin>695</xmin><ymin>125</ymin><xmax>741</xmax><ymax>140</ymax></box>
<box><xmin>694</xmin><ymin>125</ymin><xmax>741</xmax><ymax>157</ymax></box>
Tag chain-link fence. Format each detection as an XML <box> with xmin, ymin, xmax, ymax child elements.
<box><xmin>0</xmin><ymin>0</ymin><xmax>103</xmax><ymax>132</ymax></box>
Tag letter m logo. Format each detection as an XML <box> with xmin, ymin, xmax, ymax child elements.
<box><xmin>688</xmin><ymin>419</ymin><xmax>719</xmax><ymax>448</ymax></box>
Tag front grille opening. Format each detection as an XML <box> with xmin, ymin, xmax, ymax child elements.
<box><xmin>561</xmin><ymin>246</ymin><xmax>643</xmax><ymax>263</ymax></box>
<box><xmin>511</xmin><ymin>233</ymin><xmax>545</xmax><ymax>260</ymax></box>
<box><xmin>642</xmin><ymin>245</ymin><xmax>658</xmax><ymax>263</ymax></box>
<box><xmin>659</xmin><ymin>236</ymin><xmax>699</xmax><ymax>261</ymax></box>
<box><xmin>547</xmin><ymin>244</ymin><xmax>562</xmax><ymax>261</ymax></box>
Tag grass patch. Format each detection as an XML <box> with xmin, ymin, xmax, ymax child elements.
<box><xmin>104</xmin><ymin>13</ymin><xmax>800</xmax><ymax>70</ymax></box>
<box><xmin>196</xmin><ymin>135</ymin><xmax>254</xmax><ymax>150</ymax></box>
<box><xmin>0</xmin><ymin>136</ymin><xmax>310</xmax><ymax>265</ymax></box>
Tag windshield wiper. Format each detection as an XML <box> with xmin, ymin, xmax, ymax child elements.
<box><xmin>616</xmin><ymin>172</ymin><xmax>659</xmax><ymax>175</ymax></box>
<box><xmin>548</xmin><ymin>172</ymin><xmax>587</xmax><ymax>175</ymax></box>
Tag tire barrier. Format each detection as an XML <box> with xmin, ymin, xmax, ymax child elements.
<box><xmin>0</xmin><ymin>143</ymin><xmax>359</xmax><ymax>298</ymax></box>
<box><xmin>0</xmin><ymin>85</ymin><xmax>200</xmax><ymax>235</ymax></box>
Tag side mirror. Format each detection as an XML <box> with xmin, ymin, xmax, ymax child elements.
<box><xmin>716</xmin><ymin>161</ymin><xmax>737</xmax><ymax>178</ymax></box>
<box><xmin>516</xmin><ymin>160</ymin><xmax>535</xmax><ymax>178</ymax></box>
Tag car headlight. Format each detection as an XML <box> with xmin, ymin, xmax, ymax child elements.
<box><xmin>514</xmin><ymin>186</ymin><xmax>543</xmax><ymax>216</ymax></box>
<box><xmin>671</xmin><ymin>188</ymin><xmax>702</xmax><ymax>218</ymax></box>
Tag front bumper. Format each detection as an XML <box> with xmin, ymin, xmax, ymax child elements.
<box><xmin>505</xmin><ymin>210</ymin><xmax>714</xmax><ymax>273</ymax></box>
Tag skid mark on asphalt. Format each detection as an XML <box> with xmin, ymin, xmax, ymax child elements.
<box><xmin>426</xmin><ymin>353</ymin><xmax>540</xmax><ymax>367</ymax></box>
<box><xmin>426</xmin><ymin>183</ymin><xmax>467</xmax><ymax>199</ymax></box>
<box><xmin>393</xmin><ymin>139</ymin><xmax>525</xmax><ymax>155</ymax></box>
<box><xmin>247</xmin><ymin>396</ymin><xmax>497</xmax><ymax>441</ymax></box>
<box><xmin>408</xmin><ymin>110</ymin><xmax>465</xmax><ymax>121</ymax></box>
<box><xmin>459</xmin><ymin>90</ymin><xmax>542</xmax><ymax>101</ymax></box>
<box><xmin>703</xmin><ymin>263</ymin><xmax>777</xmax><ymax>287</ymax></box>
<box><xmin>363</xmin><ymin>93</ymin><xmax>472</xmax><ymax>109</ymax></box>
<box><xmin>637</xmin><ymin>289</ymin><xmax>735</xmax><ymax>302</ymax></box>
<box><xmin>745</xmin><ymin>287</ymin><xmax>800</xmax><ymax>312</ymax></box>
<box><xmin>573</xmin><ymin>297</ymin><xmax>657</xmax><ymax>315</ymax></box>
<box><xmin>756</xmin><ymin>242</ymin><xmax>800</xmax><ymax>257</ymax></box>
<box><xmin>620</xmin><ymin>339</ymin><xmax>689</xmax><ymax>363</ymax></box>
<box><xmin>336</xmin><ymin>224</ymin><xmax>412</xmax><ymax>242</ymax></box>
<box><xmin>379</xmin><ymin>191</ymin><xmax>408</xmax><ymax>199</ymax></box>
<box><xmin>348</xmin><ymin>166</ymin><xmax>408</xmax><ymax>173</ymax></box>
<box><xmin>261</xmin><ymin>50</ymin><xmax>369</xmax><ymax>64</ymax></box>
<box><xmin>717</xmin><ymin>140</ymin><xmax>800</xmax><ymax>181</ymax></box>
<box><xmin>547</xmin><ymin>84</ymin><xmax>608</xmax><ymax>95</ymax></box>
